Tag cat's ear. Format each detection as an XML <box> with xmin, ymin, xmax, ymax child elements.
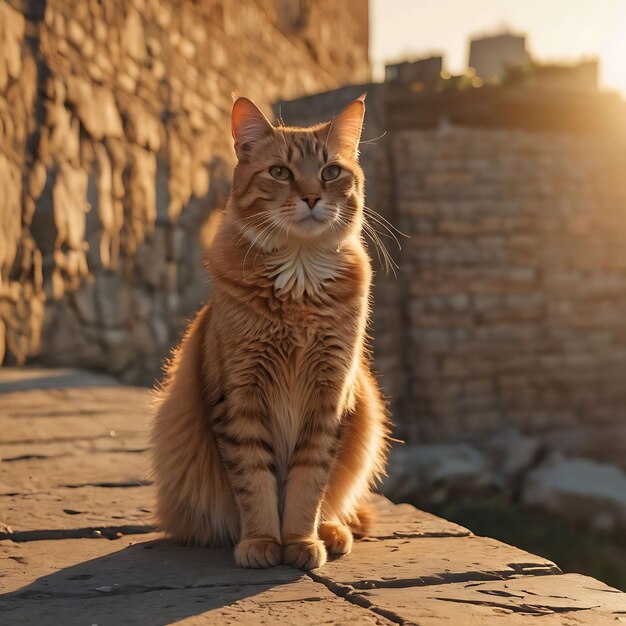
<box><xmin>231</xmin><ymin>97</ymin><xmax>274</xmax><ymax>159</ymax></box>
<box><xmin>326</xmin><ymin>94</ymin><xmax>365</xmax><ymax>158</ymax></box>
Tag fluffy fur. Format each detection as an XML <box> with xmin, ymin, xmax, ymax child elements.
<box><xmin>151</xmin><ymin>96</ymin><xmax>390</xmax><ymax>570</ymax></box>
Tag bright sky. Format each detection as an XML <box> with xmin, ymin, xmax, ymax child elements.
<box><xmin>370</xmin><ymin>0</ymin><xmax>626</xmax><ymax>96</ymax></box>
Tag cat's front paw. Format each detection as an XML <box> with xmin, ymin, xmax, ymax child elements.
<box><xmin>234</xmin><ymin>538</ymin><xmax>282</xmax><ymax>569</ymax></box>
<box><xmin>283</xmin><ymin>538</ymin><xmax>327</xmax><ymax>570</ymax></box>
<box><xmin>319</xmin><ymin>521</ymin><xmax>353</xmax><ymax>555</ymax></box>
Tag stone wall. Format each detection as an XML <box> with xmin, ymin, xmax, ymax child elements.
<box><xmin>280</xmin><ymin>85</ymin><xmax>626</xmax><ymax>466</ymax></box>
<box><xmin>0</xmin><ymin>0</ymin><xmax>369</xmax><ymax>382</ymax></box>
<box><xmin>395</xmin><ymin>126</ymin><xmax>626</xmax><ymax>463</ymax></box>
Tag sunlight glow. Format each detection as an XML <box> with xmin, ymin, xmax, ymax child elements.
<box><xmin>371</xmin><ymin>0</ymin><xmax>626</xmax><ymax>97</ymax></box>
<box><xmin>600</xmin><ymin>3</ymin><xmax>626</xmax><ymax>97</ymax></box>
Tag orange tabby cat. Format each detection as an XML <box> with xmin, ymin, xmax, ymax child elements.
<box><xmin>151</xmin><ymin>95</ymin><xmax>390</xmax><ymax>570</ymax></box>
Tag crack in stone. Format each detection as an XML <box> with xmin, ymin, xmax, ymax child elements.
<box><xmin>2</xmin><ymin>434</ymin><xmax>137</xmax><ymax>445</ymax></box>
<box><xmin>307</xmin><ymin>571</ymin><xmax>404</xmax><ymax>625</ymax></box>
<box><xmin>4</xmin><ymin>581</ymin><xmax>300</xmax><ymax>602</ymax></box>
<box><xmin>7</xmin><ymin>409</ymin><xmax>117</xmax><ymax>419</ymax></box>
<box><xmin>0</xmin><ymin>524</ymin><xmax>155</xmax><ymax>542</ymax></box>
<box><xmin>371</xmin><ymin>531</ymin><xmax>471</xmax><ymax>540</ymax></box>
<box><xmin>348</xmin><ymin>565</ymin><xmax>562</xmax><ymax>590</ymax></box>
<box><xmin>433</xmin><ymin>595</ymin><xmax>598</xmax><ymax>615</ymax></box>
<box><xmin>1</xmin><ymin>449</ymin><xmax>148</xmax><ymax>462</ymax></box>
<box><xmin>1</xmin><ymin>480</ymin><xmax>152</xmax><ymax>498</ymax></box>
<box><xmin>0</xmin><ymin>482</ymin><xmax>152</xmax><ymax>499</ymax></box>
<box><xmin>63</xmin><ymin>480</ymin><xmax>153</xmax><ymax>489</ymax></box>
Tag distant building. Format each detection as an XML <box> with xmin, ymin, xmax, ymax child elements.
<box><xmin>469</xmin><ymin>32</ymin><xmax>530</xmax><ymax>81</ymax></box>
<box><xmin>385</xmin><ymin>56</ymin><xmax>443</xmax><ymax>89</ymax></box>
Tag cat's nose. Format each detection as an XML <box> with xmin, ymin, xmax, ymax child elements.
<box><xmin>302</xmin><ymin>195</ymin><xmax>321</xmax><ymax>209</ymax></box>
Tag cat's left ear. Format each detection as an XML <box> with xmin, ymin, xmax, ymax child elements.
<box><xmin>326</xmin><ymin>94</ymin><xmax>365</xmax><ymax>158</ymax></box>
<box><xmin>231</xmin><ymin>97</ymin><xmax>274</xmax><ymax>160</ymax></box>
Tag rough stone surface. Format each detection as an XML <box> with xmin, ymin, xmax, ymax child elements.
<box><xmin>367</xmin><ymin>494</ymin><xmax>471</xmax><ymax>539</ymax></box>
<box><xmin>353</xmin><ymin>574</ymin><xmax>626</xmax><ymax>624</ymax></box>
<box><xmin>1</xmin><ymin>579</ymin><xmax>392</xmax><ymax>626</ymax></box>
<box><xmin>0</xmin><ymin>1</ymin><xmax>370</xmax><ymax>385</ymax></box>
<box><xmin>312</xmin><ymin>536</ymin><xmax>559</xmax><ymax>589</ymax></box>
<box><xmin>0</xmin><ymin>533</ymin><xmax>303</xmax><ymax>595</ymax></box>
<box><xmin>2</xmin><ymin>367</ymin><xmax>626</xmax><ymax>624</ymax></box>
<box><xmin>0</xmin><ymin>486</ymin><xmax>155</xmax><ymax>537</ymax></box>
<box><xmin>0</xmin><ymin>450</ymin><xmax>148</xmax><ymax>493</ymax></box>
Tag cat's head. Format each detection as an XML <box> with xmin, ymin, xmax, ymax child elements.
<box><xmin>229</xmin><ymin>96</ymin><xmax>365</xmax><ymax>249</ymax></box>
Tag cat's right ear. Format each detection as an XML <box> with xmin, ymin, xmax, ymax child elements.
<box><xmin>231</xmin><ymin>97</ymin><xmax>274</xmax><ymax>160</ymax></box>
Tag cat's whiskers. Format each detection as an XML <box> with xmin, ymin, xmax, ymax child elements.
<box><xmin>234</xmin><ymin>212</ymin><xmax>273</xmax><ymax>246</ymax></box>
<box><xmin>363</xmin><ymin>206</ymin><xmax>408</xmax><ymax>244</ymax></box>
<box><xmin>253</xmin><ymin>220</ymin><xmax>282</xmax><ymax>268</ymax></box>
<box><xmin>242</xmin><ymin>219</ymin><xmax>279</xmax><ymax>280</ymax></box>
<box><xmin>240</xmin><ymin>209</ymin><xmax>270</xmax><ymax>220</ymax></box>
<box><xmin>360</xmin><ymin>221</ymin><xmax>384</xmax><ymax>269</ymax></box>
<box><xmin>357</xmin><ymin>205</ymin><xmax>406</xmax><ymax>276</ymax></box>
<box><xmin>362</xmin><ymin>221</ymin><xmax>396</xmax><ymax>274</ymax></box>
<box><xmin>362</xmin><ymin>217</ymin><xmax>393</xmax><ymax>260</ymax></box>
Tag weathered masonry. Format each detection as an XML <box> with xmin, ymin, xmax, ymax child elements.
<box><xmin>0</xmin><ymin>0</ymin><xmax>369</xmax><ymax>381</ymax></box>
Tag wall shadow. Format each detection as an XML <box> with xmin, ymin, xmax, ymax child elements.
<box><xmin>0</xmin><ymin>537</ymin><xmax>304</xmax><ymax>625</ymax></box>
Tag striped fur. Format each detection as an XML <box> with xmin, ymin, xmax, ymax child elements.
<box><xmin>152</xmin><ymin>97</ymin><xmax>390</xmax><ymax>570</ymax></box>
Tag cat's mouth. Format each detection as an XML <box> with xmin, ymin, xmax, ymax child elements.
<box><xmin>289</xmin><ymin>202</ymin><xmax>341</xmax><ymax>239</ymax></box>
<box><xmin>297</xmin><ymin>214</ymin><xmax>325</xmax><ymax>225</ymax></box>
<box><xmin>292</xmin><ymin>213</ymin><xmax>331</xmax><ymax>237</ymax></box>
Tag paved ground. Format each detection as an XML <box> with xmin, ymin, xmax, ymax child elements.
<box><xmin>1</xmin><ymin>367</ymin><xmax>626</xmax><ymax>625</ymax></box>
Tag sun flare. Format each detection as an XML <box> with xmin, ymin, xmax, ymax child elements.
<box><xmin>600</xmin><ymin>4</ymin><xmax>626</xmax><ymax>97</ymax></box>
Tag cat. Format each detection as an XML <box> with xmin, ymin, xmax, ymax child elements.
<box><xmin>151</xmin><ymin>95</ymin><xmax>390</xmax><ymax>570</ymax></box>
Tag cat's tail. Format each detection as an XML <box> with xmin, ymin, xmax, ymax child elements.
<box><xmin>151</xmin><ymin>303</ymin><xmax>238</xmax><ymax>547</ymax></box>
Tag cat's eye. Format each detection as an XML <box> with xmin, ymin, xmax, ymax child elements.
<box><xmin>269</xmin><ymin>165</ymin><xmax>291</xmax><ymax>180</ymax></box>
<box><xmin>321</xmin><ymin>165</ymin><xmax>342</xmax><ymax>181</ymax></box>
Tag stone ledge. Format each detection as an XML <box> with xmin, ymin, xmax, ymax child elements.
<box><xmin>1</xmin><ymin>367</ymin><xmax>625</xmax><ymax>624</ymax></box>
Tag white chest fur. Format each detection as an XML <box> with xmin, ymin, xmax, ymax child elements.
<box><xmin>267</xmin><ymin>245</ymin><xmax>340</xmax><ymax>299</ymax></box>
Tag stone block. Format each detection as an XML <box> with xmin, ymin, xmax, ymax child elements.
<box><xmin>312</xmin><ymin>535</ymin><xmax>558</xmax><ymax>589</ymax></box>
<box><xmin>95</xmin><ymin>273</ymin><xmax>132</xmax><ymax>328</ymax></box>
<box><xmin>352</xmin><ymin>574</ymin><xmax>626</xmax><ymax>624</ymax></box>
<box><xmin>0</xmin><ymin>450</ymin><xmax>149</xmax><ymax>494</ymax></box>
<box><xmin>72</xmin><ymin>279</ymin><xmax>98</xmax><ymax>325</ymax></box>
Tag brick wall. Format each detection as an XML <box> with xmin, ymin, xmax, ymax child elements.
<box><xmin>396</xmin><ymin>127</ymin><xmax>626</xmax><ymax>452</ymax></box>
<box><xmin>0</xmin><ymin>0</ymin><xmax>369</xmax><ymax>382</ymax></box>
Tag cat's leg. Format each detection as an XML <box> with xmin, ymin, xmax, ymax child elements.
<box><xmin>321</xmin><ymin>367</ymin><xmax>389</xmax><ymax>550</ymax></box>
<box><xmin>213</xmin><ymin>386</ymin><xmax>282</xmax><ymax>569</ymax></box>
<box><xmin>281</xmin><ymin>393</ymin><xmax>342</xmax><ymax>570</ymax></box>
